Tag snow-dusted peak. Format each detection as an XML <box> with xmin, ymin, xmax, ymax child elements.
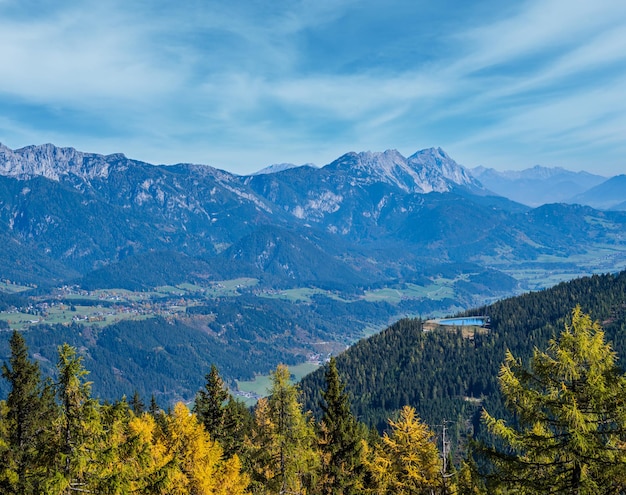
<box><xmin>253</xmin><ymin>162</ymin><xmax>317</xmax><ymax>176</ymax></box>
<box><xmin>0</xmin><ymin>143</ymin><xmax>115</xmax><ymax>181</ymax></box>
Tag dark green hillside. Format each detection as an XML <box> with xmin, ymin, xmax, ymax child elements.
<box><xmin>220</xmin><ymin>226</ymin><xmax>368</xmax><ymax>289</ymax></box>
<box><xmin>299</xmin><ymin>270</ymin><xmax>626</xmax><ymax>444</ymax></box>
<box><xmin>397</xmin><ymin>193</ymin><xmax>521</xmax><ymax>259</ymax></box>
<box><xmin>0</xmin><ymin>317</ymin><xmax>302</xmax><ymax>404</ymax></box>
<box><xmin>0</xmin><ymin>232</ymin><xmax>76</xmax><ymax>286</ymax></box>
<box><xmin>519</xmin><ymin>203</ymin><xmax>626</xmax><ymax>256</ymax></box>
<box><xmin>0</xmin><ymin>294</ymin><xmax>406</xmax><ymax>403</ymax></box>
<box><xmin>79</xmin><ymin>227</ymin><xmax>370</xmax><ymax>291</ymax></box>
<box><xmin>79</xmin><ymin>251</ymin><xmax>217</xmax><ymax>290</ymax></box>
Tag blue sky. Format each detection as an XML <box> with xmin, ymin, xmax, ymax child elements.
<box><xmin>1</xmin><ymin>0</ymin><xmax>625</xmax><ymax>175</ymax></box>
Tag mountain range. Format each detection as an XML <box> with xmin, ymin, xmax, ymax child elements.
<box><xmin>1</xmin><ymin>143</ymin><xmax>625</xmax><ymax>292</ymax></box>
<box><xmin>469</xmin><ymin>165</ymin><xmax>626</xmax><ymax>209</ymax></box>
<box><xmin>1</xmin><ymin>142</ymin><xmax>626</xmax><ymax>401</ymax></box>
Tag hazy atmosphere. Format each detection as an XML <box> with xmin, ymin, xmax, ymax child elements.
<box><xmin>1</xmin><ymin>0</ymin><xmax>625</xmax><ymax>175</ymax></box>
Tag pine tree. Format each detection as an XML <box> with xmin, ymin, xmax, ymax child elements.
<box><xmin>317</xmin><ymin>357</ymin><xmax>365</xmax><ymax>495</ymax></box>
<box><xmin>0</xmin><ymin>331</ymin><xmax>57</xmax><ymax>495</ymax></box>
<box><xmin>130</xmin><ymin>390</ymin><xmax>145</xmax><ymax>415</ymax></box>
<box><xmin>195</xmin><ymin>365</ymin><xmax>230</xmax><ymax>436</ymax></box>
<box><xmin>149</xmin><ymin>394</ymin><xmax>160</xmax><ymax>416</ymax></box>
<box><xmin>222</xmin><ymin>396</ymin><xmax>253</xmax><ymax>458</ymax></box>
<box><xmin>481</xmin><ymin>306</ymin><xmax>626</xmax><ymax>494</ymax></box>
<box><xmin>194</xmin><ymin>364</ymin><xmax>252</xmax><ymax>458</ymax></box>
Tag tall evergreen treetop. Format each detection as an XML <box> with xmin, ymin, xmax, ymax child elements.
<box><xmin>0</xmin><ymin>331</ymin><xmax>56</xmax><ymax>495</ymax></box>
<box><xmin>318</xmin><ymin>357</ymin><xmax>365</xmax><ymax>495</ymax></box>
<box><xmin>194</xmin><ymin>364</ymin><xmax>252</xmax><ymax>458</ymax></box>
<box><xmin>194</xmin><ymin>364</ymin><xmax>229</xmax><ymax>438</ymax></box>
<box><xmin>247</xmin><ymin>364</ymin><xmax>319</xmax><ymax>494</ymax></box>
<box><xmin>482</xmin><ymin>306</ymin><xmax>626</xmax><ymax>494</ymax></box>
<box><xmin>54</xmin><ymin>343</ymin><xmax>102</xmax><ymax>494</ymax></box>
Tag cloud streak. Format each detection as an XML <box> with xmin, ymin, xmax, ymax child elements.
<box><xmin>1</xmin><ymin>0</ymin><xmax>625</xmax><ymax>174</ymax></box>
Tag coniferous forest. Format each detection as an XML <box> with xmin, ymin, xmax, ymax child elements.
<box><xmin>2</xmin><ymin>271</ymin><xmax>626</xmax><ymax>493</ymax></box>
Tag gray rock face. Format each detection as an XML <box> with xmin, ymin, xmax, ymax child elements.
<box><xmin>0</xmin><ymin>143</ymin><xmax>113</xmax><ymax>181</ymax></box>
<box><xmin>0</xmin><ymin>143</ymin><xmax>481</xmax><ymax>195</ymax></box>
<box><xmin>325</xmin><ymin>147</ymin><xmax>483</xmax><ymax>194</ymax></box>
<box><xmin>407</xmin><ymin>147</ymin><xmax>484</xmax><ymax>193</ymax></box>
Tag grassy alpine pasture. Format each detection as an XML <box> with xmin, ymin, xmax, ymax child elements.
<box><xmin>362</xmin><ymin>280</ymin><xmax>456</xmax><ymax>303</ymax></box>
<box><xmin>0</xmin><ymin>281</ymin><xmax>32</xmax><ymax>293</ymax></box>
<box><xmin>482</xmin><ymin>244</ymin><xmax>626</xmax><ymax>290</ymax></box>
<box><xmin>236</xmin><ymin>361</ymin><xmax>321</xmax><ymax>403</ymax></box>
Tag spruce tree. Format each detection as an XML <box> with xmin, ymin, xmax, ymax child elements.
<box><xmin>222</xmin><ymin>396</ymin><xmax>253</xmax><ymax>458</ymax></box>
<box><xmin>194</xmin><ymin>365</ymin><xmax>230</xmax><ymax>439</ymax></box>
<box><xmin>130</xmin><ymin>390</ymin><xmax>145</xmax><ymax>415</ymax></box>
<box><xmin>194</xmin><ymin>364</ymin><xmax>252</xmax><ymax>458</ymax></box>
<box><xmin>318</xmin><ymin>357</ymin><xmax>365</xmax><ymax>495</ymax></box>
<box><xmin>0</xmin><ymin>331</ymin><xmax>57</xmax><ymax>495</ymax></box>
<box><xmin>481</xmin><ymin>306</ymin><xmax>626</xmax><ymax>494</ymax></box>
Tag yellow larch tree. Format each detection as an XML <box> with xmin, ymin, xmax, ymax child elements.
<box><xmin>161</xmin><ymin>402</ymin><xmax>249</xmax><ymax>495</ymax></box>
<box><xmin>370</xmin><ymin>405</ymin><xmax>443</xmax><ymax>495</ymax></box>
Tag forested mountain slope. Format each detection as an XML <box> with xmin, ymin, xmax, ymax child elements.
<box><xmin>300</xmin><ymin>271</ymin><xmax>626</xmax><ymax>441</ymax></box>
<box><xmin>2</xmin><ymin>143</ymin><xmax>626</xmax><ymax>294</ymax></box>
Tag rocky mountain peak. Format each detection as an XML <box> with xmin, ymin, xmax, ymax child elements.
<box><xmin>323</xmin><ymin>149</ymin><xmax>419</xmax><ymax>192</ymax></box>
<box><xmin>0</xmin><ymin>143</ymin><xmax>114</xmax><ymax>182</ymax></box>
<box><xmin>323</xmin><ymin>147</ymin><xmax>482</xmax><ymax>193</ymax></box>
<box><xmin>405</xmin><ymin>147</ymin><xmax>482</xmax><ymax>193</ymax></box>
<box><xmin>406</xmin><ymin>147</ymin><xmax>480</xmax><ymax>192</ymax></box>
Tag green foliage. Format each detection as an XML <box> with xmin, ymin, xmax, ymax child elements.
<box><xmin>0</xmin><ymin>316</ymin><xmax>304</xmax><ymax>403</ymax></box>
<box><xmin>194</xmin><ymin>365</ymin><xmax>230</xmax><ymax>438</ymax></box>
<box><xmin>4</xmin><ymin>298</ymin><xmax>626</xmax><ymax>492</ymax></box>
<box><xmin>481</xmin><ymin>307</ymin><xmax>626</xmax><ymax>493</ymax></box>
<box><xmin>317</xmin><ymin>357</ymin><xmax>366</xmax><ymax>495</ymax></box>
<box><xmin>246</xmin><ymin>365</ymin><xmax>319</xmax><ymax>494</ymax></box>
<box><xmin>0</xmin><ymin>331</ymin><xmax>56</xmax><ymax>494</ymax></box>
<box><xmin>0</xmin><ymin>338</ymin><xmax>250</xmax><ymax>494</ymax></box>
<box><xmin>301</xmin><ymin>317</ymin><xmax>483</xmax><ymax>447</ymax></box>
<box><xmin>52</xmin><ymin>343</ymin><xmax>103</xmax><ymax>494</ymax></box>
<box><xmin>194</xmin><ymin>364</ymin><xmax>252</xmax><ymax>458</ymax></box>
<box><xmin>300</xmin><ymin>271</ymin><xmax>626</xmax><ymax>452</ymax></box>
<box><xmin>221</xmin><ymin>396</ymin><xmax>253</xmax><ymax>459</ymax></box>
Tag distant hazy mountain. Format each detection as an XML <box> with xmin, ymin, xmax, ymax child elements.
<box><xmin>568</xmin><ymin>175</ymin><xmax>626</xmax><ymax>211</ymax></box>
<box><xmin>470</xmin><ymin>165</ymin><xmax>606</xmax><ymax>207</ymax></box>
<box><xmin>253</xmin><ymin>162</ymin><xmax>317</xmax><ymax>175</ymax></box>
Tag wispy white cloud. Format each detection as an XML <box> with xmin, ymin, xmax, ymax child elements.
<box><xmin>0</xmin><ymin>3</ymin><xmax>182</xmax><ymax>106</ymax></box>
<box><xmin>1</xmin><ymin>0</ymin><xmax>625</xmax><ymax>174</ymax></box>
